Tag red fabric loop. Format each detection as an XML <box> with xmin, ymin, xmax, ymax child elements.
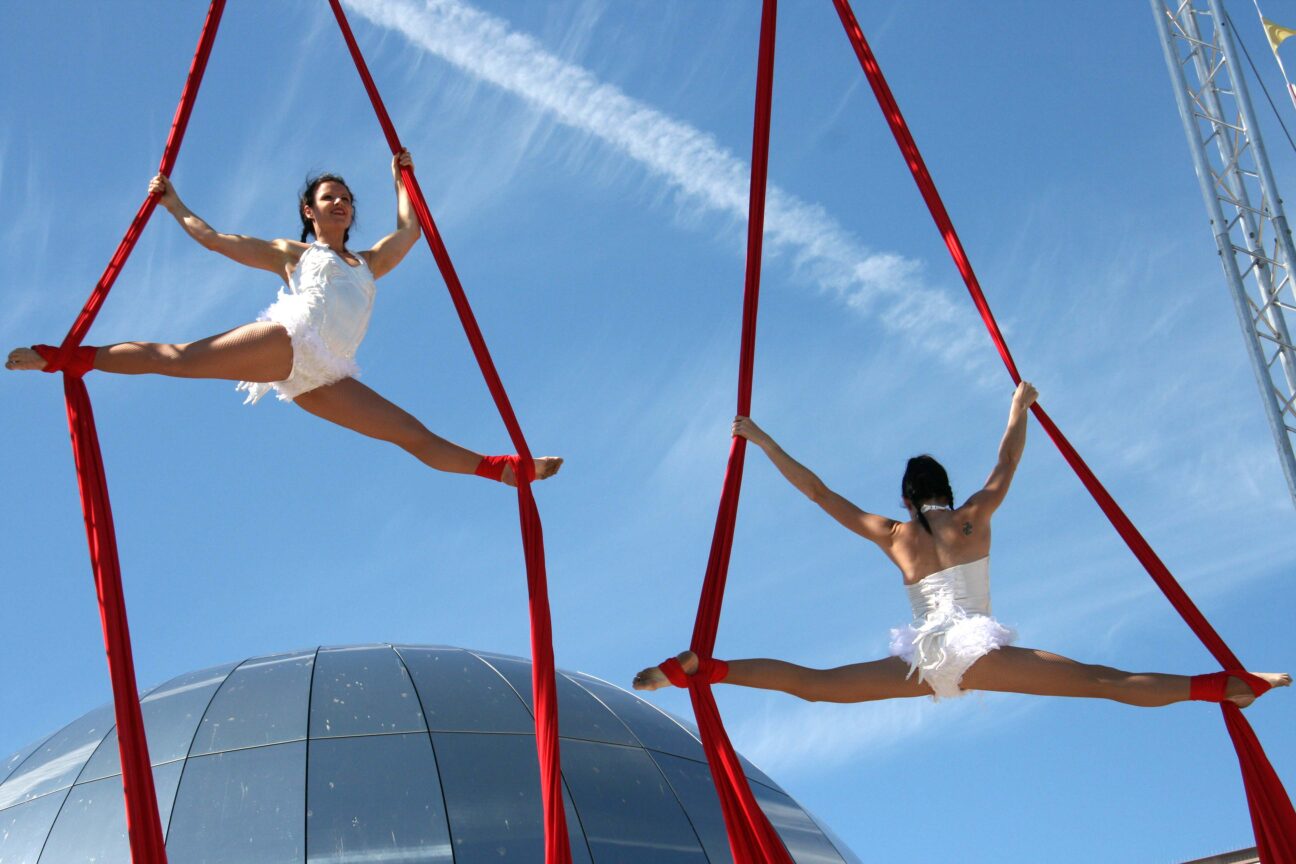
<box><xmin>1192</xmin><ymin>671</ymin><xmax>1231</xmax><ymax>703</ymax></box>
<box><xmin>33</xmin><ymin>345</ymin><xmax>97</xmax><ymax>378</ymax></box>
<box><xmin>40</xmin><ymin>6</ymin><xmax>228</xmax><ymax>864</ymax></box>
<box><xmin>474</xmin><ymin>454</ymin><xmax>511</xmax><ymax>481</ymax></box>
<box><xmin>326</xmin><ymin>3</ymin><xmax>565</xmax><ymax>859</ymax></box>
<box><xmin>660</xmin><ymin>657</ymin><xmax>690</xmax><ymax>688</ymax></box>
<box><xmin>828</xmin><ymin>0</ymin><xmax>1296</xmax><ymax>854</ymax></box>
<box><xmin>675</xmin><ymin>2</ymin><xmax>793</xmax><ymax>862</ymax></box>
<box><xmin>662</xmin><ymin>657</ymin><xmax>729</xmax><ymax>688</ymax></box>
<box><xmin>1191</xmin><ymin>671</ymin><xmax>1272</xmax><ymax>703</ymax></box>
<box><xmin>515</xmin><ymin>455</ymin><xmax>536</xmax><ymax>484</ymax></box>
<box><xmin>474</xmin><ymin>455</ymin><xmax>536</xmax><ymax>484</ymax></box>
<box><xmin>696</xmin><ymin>657</ymin><xmax>729</xmax><ymax>684</ymax></box>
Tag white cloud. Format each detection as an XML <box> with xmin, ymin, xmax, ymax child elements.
<box><xmin>731</xmin><ymin>687</ymin><xmax>1037</xmax><ymax>778</ymax></box>
<box><xmin>340</xmin><ymin>0</ymin><xmax>980</xmax><ymax>365</ymax></box>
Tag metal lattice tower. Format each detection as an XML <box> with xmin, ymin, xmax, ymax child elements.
<box><xmin>1151</xmin><ymin>0</ymin><xmax>1296</xmax><ymax>508</ymax></box>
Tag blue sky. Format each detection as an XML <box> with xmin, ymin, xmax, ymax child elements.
<box><xmin>2</xmin><ymin>1</ymin><xmax>1294</xmax><ymax>861</ymax></box>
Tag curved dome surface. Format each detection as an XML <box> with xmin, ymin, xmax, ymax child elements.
<box><xmin>0</xmin><ymin>645</ymin><xmax>859</xmax><ymax>863</ymax></box>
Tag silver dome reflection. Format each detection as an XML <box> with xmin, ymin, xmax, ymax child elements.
<box><xmin>0</xmin><ymin>645</ymin><xmax>859</xmax><ymax>863</ymax></box>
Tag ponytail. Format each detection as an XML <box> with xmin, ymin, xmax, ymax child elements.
<box><xmin>902</xmin><ymin>455</ymin><xmax>953</xmax><ymax>534</ymax></box>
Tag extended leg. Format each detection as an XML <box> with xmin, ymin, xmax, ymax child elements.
<box><xmin>7</xmin><ymin>322</ymin><xmax>293</xmax><ymax>382</ymax></box>
<box><xmin>293</xmin><ymin>377</ymin><xmax>562</xmax><ymax>481</ymax></box>
<box><xmin>960</xmin><ymin>646</ymin><xmax>1290</xmax><ymax>708</ymax></box>
<box><xmin>634</xmin><ymin>650</ymin><xmax>932</xmax><ymax>702</ymax></box>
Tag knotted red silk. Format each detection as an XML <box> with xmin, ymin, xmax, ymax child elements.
<box><xmin>37</xmin><ymin>4</ymin><xmax>228</xmax><ymax>863</ymax></box>
<box><xmin>660</xmin><ymin>656</ymin><xmax>729</xmax><ymax>688</ymax></box>
<box><xmin>828</xmin><ymin>0</ymin><xmax>1295</xmax><ymax>858</ymax></box>
<box><xmin>675</xmin><ymin>1</ymin><xmax>796</xmax><ymax>861</ymax></box>
<box><xmin>325</xmin><ymin>3</ymin><xmax>569</xmax><ymax>861</ymax></box>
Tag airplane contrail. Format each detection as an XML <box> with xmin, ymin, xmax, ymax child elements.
<box><xmin>343</xmin><ymin>0</ymin><xmax>979</xmax><ymax>361</ymax></box>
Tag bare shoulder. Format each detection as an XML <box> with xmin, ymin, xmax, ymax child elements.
<box><xmin>275</xmin><ymin>238</ymin><xmax>311</xmax><ymax>262</ymax></box>
<box><xmin>265</xmin><ymin>239</ymin><xmax>309</xmax><ymax>281</ymax></box>
<box><xmin>273</xmin><ymin>238</ymin><xmax>310</xmax><ymax>255</ymax></box>
<box><xmin>950</xmin><ymin>504</ymin><xmax>990</xmax><ymax>547</ymax></box>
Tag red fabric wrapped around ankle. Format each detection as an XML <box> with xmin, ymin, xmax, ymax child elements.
<box><xmin>660</xmin><ymin>656</ymin><xmax>728</xmax><ymax>688</ymax></box>
<box><xmin>696</xmin><ymin>657</ymin><xmax>729</xmax><ymax>684</ymax></box>
<box><xmin>474</xmin><ymin>455</ymin><xmax>510</xmax><ymax>481</ymax></box>
<box><xmin>474</xmin><ymin>454</ymin><xmax>535</xmax><ymax>484</ymax></box>
<box><xmin>1190</xmin><ymin>670</ymin><xmax>1271</xmax><ymax>703</ymax></box>
<box><xmin>660</xmin><ymin>657</ymin><xmax>690</xmax><ymax>688</ymax></box>
<box><xmin>33</xmin><ymin>344</ymin><xmax>97</xmax><ymax>378</ymax></box>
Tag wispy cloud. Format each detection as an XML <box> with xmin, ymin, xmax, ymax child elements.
<box><xmin>0</xmin><ymin>138</ymin><xmax>59</xmax><ymax>338</ymax></box>
<box><xmin>732</xmin><ymin>687</ymin><xmax>1038</xmax><ymax>778</ymax></box>
<box><xmin>341</xmin><ymin>0</ymin><xmax>983</xmax><ymax>366</ymax></box>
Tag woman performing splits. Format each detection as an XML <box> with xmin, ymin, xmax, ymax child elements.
<box><xmin>635</xmin><ymin>382</ymin><xmax>1288</xmax><ymax>708</ymax></box>
<box><xmin>6</xmin><ymin>151</ymin><xmax>561</xmax><ymax>487</ymax></box>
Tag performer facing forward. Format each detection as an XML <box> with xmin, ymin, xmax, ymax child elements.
<box><xmin>7</xmin><ymin>151</ymin><xmax>560</xmax><ymax>487</ymax></box>
<box><xmin>635</xmin><ymin>382</ymin><xmax>1287</xmax><ymax>707</ymax></box>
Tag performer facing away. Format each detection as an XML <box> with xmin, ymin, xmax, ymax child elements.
<box><xmin>7</xmin><ymin>151</ymin><xmax>560</xmax><ymax>487</ymax></box>
<box><xmin>635</xmin><ymin>382</ymin><xmax>1288</xmax><ymax>707</ymax></box>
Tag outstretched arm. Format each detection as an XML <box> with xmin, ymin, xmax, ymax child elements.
<box><xmin>733</xmin><ymin>416</ymin><xmax>897</xmax><ymax>547</ymax></box>
<box><xmin>150</xmin><ymin>175</ymin><xmax>295</xmax><ymax>276</ymax></box>
<box><xmin>364</xmin><ymin>149</ymin><xmax>422</xmax><ymax>279</ymax></box>
<box><xmin>964</xmin><ymin>381</ymin><xmax>1038</xmax><ymax>518</ymax></box>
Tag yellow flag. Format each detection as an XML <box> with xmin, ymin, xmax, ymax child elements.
<box><xmin>1264</xmin><ymin>17</ymin><xmax>1296</xmax><ymax>53</ymax></box>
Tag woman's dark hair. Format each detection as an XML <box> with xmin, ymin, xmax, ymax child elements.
<box><xmin>299</xmin><ymin>173</ymin><xmax>355</xmax><ymax>243</ymax></box>
<box><xmin>902</xmin><ymin>454</ymin><xmax>954</xmax><ymax>534</ymax></box>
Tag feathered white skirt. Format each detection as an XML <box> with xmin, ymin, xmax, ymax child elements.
<box><xmin>889</xmin><ymin>610</ymin><xmax>1015</xmax><ymax>701</ymax></box>
<box><xmin>236</xmin><ymin>291</ymin><xmax>360</xmax><ymax>404</ymax></box>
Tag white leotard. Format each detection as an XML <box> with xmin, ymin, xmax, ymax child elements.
<box><xmin>888</xmin><ymin>556</ymin><xmax>1015</xmax><ymax>700</ymax></box>
<box><xmin>237</xmin><ymin>241</ymin><xmax>376</xmax><ymax>403</ymax></box>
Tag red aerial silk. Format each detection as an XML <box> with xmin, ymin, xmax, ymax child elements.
<box><xmin>325</xmin><ymin>3</ymin><xmax>569</xmax><ymax>861</ymax></box>
<box><xmin>38</xmin><ymin>4</ymin><xmax>228</xmax><ymax>863</ymax></box>
<box><xmin>41</xmin><ymin>1</ymin><xmax>569</xmax><ymax>861</ymax></box>
<box><xmin>828</xmin><ymin>0</ymin><xmax>1295</xmax><ymax>859</ymax></box>
<box><xmin>676</xmin><ymin>1</ymin><xmax>795</xmax><ymax>861</ymax></box>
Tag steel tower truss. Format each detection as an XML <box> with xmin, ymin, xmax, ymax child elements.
<box><xmin>1152</xmin><ymin>0</ymin><xmax>1296</xmax><ymax>507</ymax></box>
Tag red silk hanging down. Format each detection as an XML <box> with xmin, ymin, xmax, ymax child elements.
<box><xmin>828</xmin><ymin>0</ymin><xmax>1295</xmax><ymax>859</ymax></box>
<box><xmin>681</xmin><ymin>2</ymin><xmax>794</xmax><ymax>862</ymax></box>
<box><xmin>38</xmin><ymin>4</ymin><xmax>228</xmax><ymax>863</ymax></box>
<box><xmin>325</xmin><ymin>3</ymin><xmax>570</xmax><ymax>861</ymax></box>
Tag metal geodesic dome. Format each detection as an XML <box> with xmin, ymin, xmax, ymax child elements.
<box><xmin>0</xmin><ymin>644</ymin><xmax>859</xmax><ymax>863</ymax></box>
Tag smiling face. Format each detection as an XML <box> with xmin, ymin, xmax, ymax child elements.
<box><xmin>303</xmin><ymin>180</ymin><xmax>354</xmax><ymax>237</ymax></box>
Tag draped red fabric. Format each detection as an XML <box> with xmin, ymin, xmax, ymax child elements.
<box><xmin>39</xmin><ymin>4</ymin><xmax>227</xmax><ymax>863</ymax></box>
<box><xmin>324</xmin><ymin>3</ymin><xmax>570</xmax><ymax>861</ymax></box>
<box><xmin>829</xmin><ymin>0</ymin><xmax>1295</xmax><ymax>858</ymax></box>
<box><xmin>677</xmin><ymin>1</ymin><xmax>795</xmax><ymax>861</ymax></box>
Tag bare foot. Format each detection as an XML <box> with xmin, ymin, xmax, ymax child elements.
<box><xmin>1229</xmin><ymin>672</ymin><xmax>1291</xmax><ymax>708</ymax></box>
<box><xmin>5</xmin><ymin>347</ymin><xmax>46</xmax><ymax>371</ymax></box>
<box><xmin>632</xmin><ymin>650</ymin><xmax>697</xmax><ymax>692</ymax></box>
<box><xmin>501</xmin><ymin>457</ymin><xmax>563</xmax><ymax>487</ymax></box>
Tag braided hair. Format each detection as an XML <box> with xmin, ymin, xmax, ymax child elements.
<box><xmin>902</xmin><ymin>454</ymin><xmax>954</xmax><ymax>534</ymax></box>
<box><xmin>299</xmin><ymin>173</ymin><xmax>355</xmax><ymax>243</ymax></box>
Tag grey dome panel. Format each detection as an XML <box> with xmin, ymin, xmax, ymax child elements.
<box><xmin>394</xmin><ymin>646</ymin><xmax>534</xmax><ymax>733</ymax></box>
<box><xmin>0</xmin><ymin>791</ymin><xmax>66</xmax><ymax>864</ymax></box>
<box><xmin>309</xmin><ymin>646</ymin><xmax>425</xmax><ymax>738</ymax></box>
<box><xmin>38</xmin><ymin>761</ymin><xmax>184</xmax><ymax>864</ymax></box>
<box><xmin>0</xmin><ymin>738</ymin><xmax>51</xmax><ymax>789</ymax></box>
<box><xmin>0</xmin><ymin>704</ymin><xmax>115</xmax><ymax>810</ymax></box>
<box><xmin>429</xmin><ymin>732</ymin><xmax>593</xmax><ymax>864</ymax></box>
<box><xmin>0</xmin><ymin>645</ymin><xmax>856</xmax><ymax>864</ymax></box>
<box><xmin>470</xmin><ymin>651</ymin><xmax>640</xmax><ymax>747</ymax></box>
<box><xmin>79</xmin><ymin>662</ymin><xmax>236</xmax><ymax>782</ymax></box>
<box><xmin>306</xmin><ymin>733</ymin><xmax>451</xmax><ymax>862</ymax></box>
<box><xmin>190</xmin><ymin>650</ymin><xmax>315</xmax><ymax>755</ymax></box>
